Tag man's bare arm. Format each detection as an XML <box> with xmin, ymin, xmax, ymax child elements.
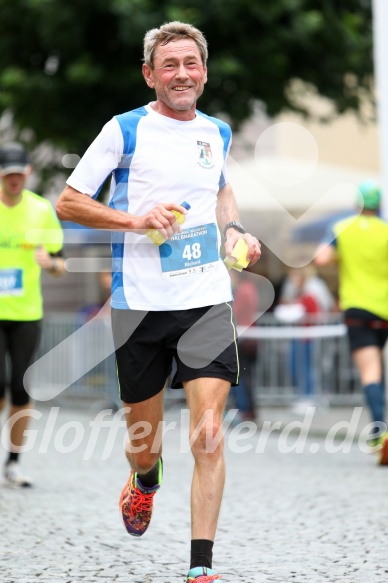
<box><xmin>314</xmin><ymin>243</ymin><xmax>336</xmax><ymax>267</ymax></box>
<box><xmin>216</xmin><ymin>183</ymin><xmax>261</xmax><ymax>266</ymax></box>
<box><xmin>56</xmin><ymin>185</ymin><xmax>186</xmax><ymax>238</ymax></box>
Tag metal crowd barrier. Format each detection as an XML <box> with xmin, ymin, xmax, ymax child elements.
<box><xmin>30</xmin><ymin>312</ymin><xmax>363</xmax><ymax>406</ymax></box>
<box><xmin>30</xmin><ymin>313</ymin><xmax>120</xmax><ymax>408</ymax></box>
<box><xmin>239</xmin><ymin>313</ymin><xmax>362</xmax><ymax>406</ymax></box>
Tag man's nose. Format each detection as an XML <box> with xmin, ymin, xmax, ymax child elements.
<box><xmin>175</xmin><ymin>64</ymin><xmax>189</xmax><ymax>79</ymax></box>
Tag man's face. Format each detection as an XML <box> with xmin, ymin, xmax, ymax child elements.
<box><xmin>0</xmin><ymin>172</ymin><xmax>29</xmax><ymax>199</ymax></box>
<box><xmin>142</xmin><ymin>38</ymin><xmax>207</xmax><ymax>118</ymax></box>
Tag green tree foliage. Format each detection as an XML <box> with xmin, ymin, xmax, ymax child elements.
<box><xmin>0</xmin><ymin>0</ymin><xmax>373</xmax><ymax>157</ymax></box>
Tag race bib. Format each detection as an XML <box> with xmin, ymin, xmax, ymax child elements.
<box><xmin>159</xmin><ymin>223</ymin><xmax>219</xmax><ymax>279</ymax></box>
<box><xmin>0</xmin><ymin>269</ymin><xmax>23</xmax><ymax>296</ymax></box>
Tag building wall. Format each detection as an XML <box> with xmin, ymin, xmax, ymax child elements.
<box><xmin>276</xmin><ymin>111</ymin><xmax>379</xmax><ymax>175</ymax></box>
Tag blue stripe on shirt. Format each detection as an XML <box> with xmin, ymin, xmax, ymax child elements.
<box><xmin>110</xmin><ymin>107</ymin><xmax>149</xmax><ymax>308</ymax></box>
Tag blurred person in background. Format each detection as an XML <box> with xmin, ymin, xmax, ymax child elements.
<box><xmin>275</xmin><ymin>266</ymin><xmax>335</xmax><ymax>412</ymax></box>
<box><xmin>0</xmin><ymin>142</ymin><xmax>65</xmax><ymax>487</ymax></box>
<box><xmin>78</xmin><ymin>268</ymin><xmax>112</xmax><ymax>321</ymax></box>
<box><xmin>279</xmin><ymin>265</ymin><xmax>336</xmax><ymax>316</ymax></box>
<box><xmin>229</xmin><ymin>269</ymin><xmax>259</xmax><ymax>422</ymax></box>
<box><xmin>315</xmin><ymin>181</ymin><xmax>388</xmax><ymax>464</ymax></box>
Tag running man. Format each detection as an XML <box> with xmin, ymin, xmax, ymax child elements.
<box><xmin>0</xmin><ymin>142</ymin><xmax>65</xmax><ymax>487</ymax></box>
<box><xmin>56</xmin><ymin>21</ymin><xmax>261</xmax><ymax>582</ymax></box>
<box><xmin>315</xmin><ymin>180</ymin><xmax>388</xmax><ymax>464</ymax></box>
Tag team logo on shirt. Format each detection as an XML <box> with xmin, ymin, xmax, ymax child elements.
<box><xmin>197</xmin><ymin>141</ymin><xmax>214</xmax><ymax>169</ymax></box>
<box><xmin>0</xmin><ymin>233</ymin><xmax>34</xmax><ymax>249</ymax></box>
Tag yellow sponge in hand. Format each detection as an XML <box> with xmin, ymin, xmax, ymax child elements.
<box><xmin>224</xmin><ymin>238</ymin><xmax>249</xmax><ymax>271</ymax></box>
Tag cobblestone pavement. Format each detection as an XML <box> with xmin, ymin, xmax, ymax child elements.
<box><xmin>1</xmin><ymin>402</ymin><xmax>387</xmax><ymax>583</ymax></box>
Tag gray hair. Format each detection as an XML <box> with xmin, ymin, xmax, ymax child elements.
<box><xmin>143</xmin><ymin>21</ymin><xmax>208</xmax><ymax>68</ymax></box>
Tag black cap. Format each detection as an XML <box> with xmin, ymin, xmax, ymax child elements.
<box><xmin>0</xmin><ymin>142</ymin><xmax>29</xmax><ymax>175</ymax></box>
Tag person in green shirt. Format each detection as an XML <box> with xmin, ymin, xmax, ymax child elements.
<box><xmin>315</xmin><ymin>180</ymin><xmax>388</xmax><ymax>465</ymax></box>
<box><xmin>0</xmin><ymin>142</ymin><xmax>65</xmax><ymax>487</ymax></box>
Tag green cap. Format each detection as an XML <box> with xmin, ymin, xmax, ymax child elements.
<box><xmin>356</xmin><ymin>180</ymin><xmax>381</xmax><ymax>210</ymax></box>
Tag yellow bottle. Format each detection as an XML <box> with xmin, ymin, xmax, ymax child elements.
<box><xmin>146</xmin><ymin>201</ymin><xmax>191</xmax><ymax>246</ymax></box>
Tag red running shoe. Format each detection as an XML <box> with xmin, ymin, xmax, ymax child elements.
<box><xmin>119</xmin><ymin>459</ymin><xmax>162</xmax><ymax>536</ymax></box>
<box><xmin>378</xmin><ymin>433</ymin><xmax>388</xmax><ymax>466</ymax></box>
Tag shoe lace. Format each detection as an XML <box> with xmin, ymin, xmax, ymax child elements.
<box><xmin>129</xmin><ymin>486</ymin><xmax>156</xmax><ymax>516</ymax></box>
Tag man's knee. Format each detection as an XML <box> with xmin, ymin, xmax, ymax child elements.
<box><xmin>126</xmin><ymin>447</ymin><xmax>160</xmax><ymax>474</ymax></box>
<box><xmin>190</xmin><ymin>419</ymin><xmax>224</xmax><ymax>459</ymax></box>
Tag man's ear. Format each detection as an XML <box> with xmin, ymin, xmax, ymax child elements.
<box><xmin>142</xmin><ymin>63</ymin><xmax>155</xmax><ymax>88</ymax></box>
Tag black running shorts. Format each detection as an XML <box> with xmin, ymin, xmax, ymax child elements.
<box><xmin>111</xmin><ymin>302</ymin><xmax>239</xmax><ymax>403</ymax></box>
<box><xmin>345</xmin><ymin>308</ymin><xmax>388</xmax><ymax>352</ymax></box>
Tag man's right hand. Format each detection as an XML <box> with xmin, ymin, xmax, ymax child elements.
<box><xmin>133</xmin><ymin>202</ymin><xmax>188</xmax><ymax>240</ymax></box>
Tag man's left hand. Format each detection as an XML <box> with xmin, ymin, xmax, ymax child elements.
<box><xmin>225</xmin><ymin>232</ymin><xmax>261</xmax><ymax>267</ymax></box>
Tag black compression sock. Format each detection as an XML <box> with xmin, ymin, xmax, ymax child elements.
<box><xmin>190</xmin><ymin>539</ymin><xmax>214</xmax><ymax>570</ymax></box>
<box><xmin>137</xmin><ymin>458</ymin><xmax>163</xmax><ymax>488</ymax></box>
<box><xmin>7</xmin><ymin>452</ymin><xmax>19</xmax><ymax>464</ymax></box>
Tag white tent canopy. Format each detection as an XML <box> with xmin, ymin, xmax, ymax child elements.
<box><xmin>227</xmin><ymin>155</ymin><xmax>380</xmax><ymax>214</ymax></box>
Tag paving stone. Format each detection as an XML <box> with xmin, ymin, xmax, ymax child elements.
<box><xmin>1</xmin><ymin>404</ymin><xmax>387</xmax><ymax>582</ymax></box>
